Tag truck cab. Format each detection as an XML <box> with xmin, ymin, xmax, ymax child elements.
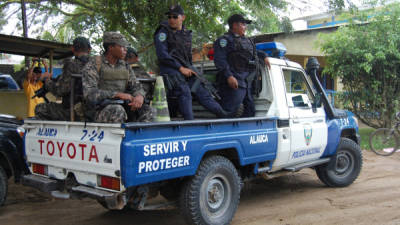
<box><xmin>21</xmin><ymin>43</ymin><xmax>362</xmax><ymax>225</ymax></box>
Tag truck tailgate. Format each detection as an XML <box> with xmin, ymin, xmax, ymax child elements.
<box><xmin>24</xmin><ymin>120</ymin><xmax>124</xmax><ymax>185</ymax></box>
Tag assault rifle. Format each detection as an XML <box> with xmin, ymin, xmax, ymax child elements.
<box><xmin>31</xmin><ymin>86</ymin><xmax>49</xmax><ymax>103</ymax></box>
<box><xmin>172</xmin><ymin>55</ymin><xmax>221</xmax><ymax>101</ymax></box>
<box><xmin>95</xmin><ymin>99</ymin><xmax>128</xmax><ymax>110</ymax></box>
<box><xmin>245</xmin><ymin>54</ymin><xmax>264</xmax><ymax>98</ymax></box>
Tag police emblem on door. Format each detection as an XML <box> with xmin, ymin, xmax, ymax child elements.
<box><xmin>304</xmin><ymin>125</ymin><xmax>312</xmax><ymax>146</ymax></box>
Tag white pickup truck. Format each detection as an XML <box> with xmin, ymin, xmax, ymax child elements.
<box><xmin>21</xmin><ymin>44</ymin><xmax>362</xmax><ymax>225</ymax></box>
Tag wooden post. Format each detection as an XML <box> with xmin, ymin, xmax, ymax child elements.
<box><xmin>49</xmin><ymin>49</ymin><xmax>54</xmax><ymax>74</ymax></box>
<box><xmin>70</xmin><ymin>77</ymin><xmax>75</xmax><ymax>121</ymax></box>
<box><xmin>303</xmin><ymin>57</ymin><xmax>309</xmax><ymax>68</ymax></box>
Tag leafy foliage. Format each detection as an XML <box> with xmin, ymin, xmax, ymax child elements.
<box><xmin>0</xmin><ymin>0</ymin><xmax>360</xmax><ymax>69</ymax></box>
<box><xmin>319</xmin><ymin>2</ymin><xmax>400</xmax><ymax>128</ymax></box>
<box><xmin>0</xmin><ymin>0</ymin><xmax>292</xmax><ymax>69</ymax></box>
<box><xmin>41</xmin><ymin>25</ymin><xmax>75</xmax><ymax>43</ymax></box>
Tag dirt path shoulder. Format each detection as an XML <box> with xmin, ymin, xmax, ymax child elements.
<box><xmin>1</xmin><ymin>151</ymin><xmax>399</xmax><ymax>225</ymax></box>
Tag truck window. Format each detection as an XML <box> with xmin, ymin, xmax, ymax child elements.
<box><xmin>283</xmin><ymin>69</ymin><xmax>314</xmax><ymax>108</ymax></box>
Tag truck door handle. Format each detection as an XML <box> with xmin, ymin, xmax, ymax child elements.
<box><xmin>314</xmin><ymin>119</ymin><xmax>324</xmax><ymax>123</ymax></box>
<box><xmin>292</xmin><ymin>120</ymin><xmax>300</xmax><ymax>124</ymax></box>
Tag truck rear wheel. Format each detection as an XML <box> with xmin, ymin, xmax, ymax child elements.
<box><xmin>180</xmin><ymin>155</ymin><xmax>241</xmax><ymax>225</ymax></box>
<box><xmin>316</xmin><ymin>138</ymin><xmax>362</xmax><ymax>187</ymax></box>
<box><xmin>0</xmin><ymin>165</ymin><xmax>8</xmax><ymax>206</ymax></box>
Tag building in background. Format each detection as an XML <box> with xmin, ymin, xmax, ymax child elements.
<box><xmin>293</xmin><ymin>12</ymin><xmax>349</xmax><ymax>30</ymax></box>
<box><xmin>255</xmin><ymin>26</ymin><xmax>341</xmax><ymax>105</ymax></box>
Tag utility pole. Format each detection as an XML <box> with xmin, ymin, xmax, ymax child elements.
<box><xmin>21</xmin><ymin>0</ymin><xmax>29</xmax><ymax>68</ymax></box>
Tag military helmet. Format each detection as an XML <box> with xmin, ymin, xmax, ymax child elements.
<box><xmin>103</xmin><ymin>32</ymin><xmax>129</xmax><ymax>47</ymax></box>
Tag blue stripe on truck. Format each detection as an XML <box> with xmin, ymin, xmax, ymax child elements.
<box><xmin>120</xmin><ymin>118</ymin><xmax>278</xmax><ymax>187</ymax></box>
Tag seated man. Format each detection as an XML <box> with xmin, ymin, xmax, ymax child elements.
<box><xmin>125</xmin><ymin>47</ymin><xmax>150</xmax><ymax>79</ymax></box>
<box><xmin>35</xmin><ymin>37</ymin><xmax>91</xmax><ymax>121</ymax></box>
<box><xmin>125</xmin><ymin>47</ymin><xmax>154</xmax><ymax>103</ymax></box>
<box><xmin>82</xmin><ymin>32</ymin><xmax>152</xmax><ymax>123</ymax></box>
<box><xmin>154</xmin><ymin>4</ymin><xmax>227</xmax><ymax>120</ymax></box>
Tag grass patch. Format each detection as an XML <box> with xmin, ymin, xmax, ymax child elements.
<box><xmin>359</xmin><ymin>127</ymin><xmax>375</xmax><ymax>150</ymax></box>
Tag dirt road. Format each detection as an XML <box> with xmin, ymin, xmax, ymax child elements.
<box><xmin>1</xmin><ymin>150</ymin><xmax>400</xmax><ymax>225</ymax></box>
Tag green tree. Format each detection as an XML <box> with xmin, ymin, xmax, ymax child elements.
<box><xmin>41</xmin><ymin>25</ymin><xmax>74</xmax><ymax>43</ymax></box>
<box><xmin>0</xmin><ymin>0</ymin><xmax>291</xmax><ymax>68</ymax></box>
<box><xmin>0</xmin><ymin>0</ymin><xmax>359</xmax><ymax>69</ymax></box>
<box><xmin>327</xmin><ymin>0</ymin><xmax>358</xmax><ymax>12</ymax></box>
<box><xmin>319</xmin><ymin>2</ymin><xmax>400</xmax><ymax>128</ymax></box>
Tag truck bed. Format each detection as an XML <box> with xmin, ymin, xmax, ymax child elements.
<box><xmin>24</xmin><ymin>117</ymin><xmax>278</xmax><ymax>190</ymax></box>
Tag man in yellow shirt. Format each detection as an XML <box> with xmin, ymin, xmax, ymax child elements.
<box><xmin>23</xmin><ymin>58</ymin><xmax>51</xmax><ymax>117</ymax></box>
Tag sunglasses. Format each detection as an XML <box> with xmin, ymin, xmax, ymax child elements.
<box><xmin>168</xmin><ymin>15</ymin><xmax>179</xmax><ymax>19</ymax></box>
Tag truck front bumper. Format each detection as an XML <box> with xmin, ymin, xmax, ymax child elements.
<box><xmin>21</xmin><ymin>174</ymin><xmax>126</xmax><ymax>209</ymax></box>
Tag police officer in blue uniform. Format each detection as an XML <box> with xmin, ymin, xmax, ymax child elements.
<box><xmin>154</xmin><ymin>4</ymin><xmax>227</xmax><ymax>120</ymax></box>
<box><xmin>214</xmin><ymin>14</ymin><xmax>271</xmax><ymax>117</ymax></box>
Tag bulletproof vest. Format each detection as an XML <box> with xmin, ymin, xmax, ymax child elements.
<box><xmin>98</xmin><ymin>62</ymin><xmax>129</xmax><ymax>92</ymax></box>
<box><xmin>161</xmin><ymin>24</ymin><xmax>192</xmax><ymax>64</ymax></box>
<box><xmin>226</xmin><ymin>33</ymin><xmax>255</xmax><ymax>72</ymax></box>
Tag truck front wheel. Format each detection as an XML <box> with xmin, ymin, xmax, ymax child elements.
<box><xmin>316</xmin><ymin>138</ymin><xmax>362</xmax><ymax>187</ymax></box>
<box><xmin>0</xmin><ymin>165</ymin><xmax>8</xmax><ymax>206</ymax></box>
<box><xmin>180</xmin><ymin>155</ymin><xmax>241</xmax><ymax>225</ymax></box>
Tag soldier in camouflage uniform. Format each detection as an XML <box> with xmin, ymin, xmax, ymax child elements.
<box><xmin>82</xmin><ymin>32</ymin><xmax>152</xmax><ymax>123</ymax></box>
<box><xmin>125</xmin><ymin>47</ymin><xmax>154</xmax><ymax>103</ymax></box>
<box><xmin>35</xmin><ymin>37</ymin><xmax>92</xmax><ymax>120</ymax></box>
<box><xmin>125</xmin><ymin>47</ymin><xmax>150</xmax><ymax>79</ymax></box>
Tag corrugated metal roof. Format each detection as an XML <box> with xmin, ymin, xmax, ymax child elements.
<box><xmin>0</xmin><ymin>34</ymin><xmax>73</xmax><ymax>59</ymax></box>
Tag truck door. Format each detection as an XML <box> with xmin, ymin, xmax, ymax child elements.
<box><xmin>283</xmin><ymin>69</ymin><xmax>327</xmax><ymax>164</ymax></box>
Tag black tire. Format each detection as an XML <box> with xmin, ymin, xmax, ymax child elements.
<box><xmin>316</xmin><ymin>138</ymin><xmax>362</xmax><ymax>187</ymax></box>
<box><xmin>369</xmin><ymin>128</ymin><xmax>399</xmax><ymax>156</ymax></box>
<box><xmin>0</xmin><ymin>165</ymin><xmax>8</xmax><ymax>206</ymax></box>
<box><xmin>180</xmin><ymin>155</ymin><xmax>241</xmax><ymax>225</ymax></box>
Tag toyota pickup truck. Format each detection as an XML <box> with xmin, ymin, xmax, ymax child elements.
<box><xmin>21</xmin><ymin>44</ymin><xmax>362</xmax><ymax>225</ymax></box>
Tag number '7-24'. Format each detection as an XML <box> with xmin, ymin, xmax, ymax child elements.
<box><xmin>80</xmin><ymin>129</ymin><xmax>104</xmax><ymax>142</ymax></box>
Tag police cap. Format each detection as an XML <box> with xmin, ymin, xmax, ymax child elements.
<box><xmin>103</xmin><ymin>32</ymin><xmax>129</xmax><ymax>47</ymax></box>
<box><xmin>228</xmin><ymin>14</ymin><xmax>252</xmax><ymax>27</ymax></box>
<box><xmin>165</xmin><ymin>4</ymin><xmax>184</xmax><ymax>15</ymax></box>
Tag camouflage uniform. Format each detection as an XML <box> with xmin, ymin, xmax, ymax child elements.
<box><xmin>35</xmin><ymin>58</ymin><xmax>87</xmax><ymax>120</ymax></box>
<box><xmin>82</xmin><ymin>55</ymin><xmax>152</xmax><ymax>123</ymax></box>
<box><xmin>131</xmin><ymin>63</ymin><xmax>154</xmax><ymax>103</ymax></box>
<box><xmin>132</xmin><ymin>64</ymin><xmax>150</xmax><ymax>79</ymax></box>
